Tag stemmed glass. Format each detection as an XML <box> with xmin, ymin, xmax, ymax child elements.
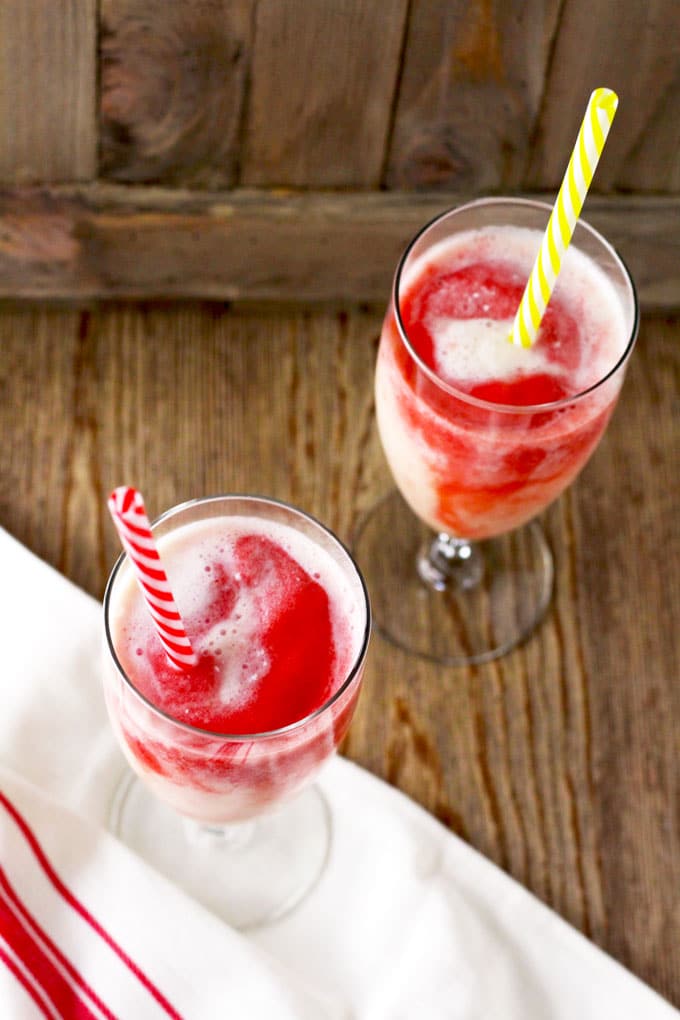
<box><xmin>354</xmin><ymin>198</ymin><xmax>638</xmax><ymax>664</ymax></box>
<box><xmin>103</xmin><ymin>495</ymin><xmax>370</xmax><ymax>929</ymax></box>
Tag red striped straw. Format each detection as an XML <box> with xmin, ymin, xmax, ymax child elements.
<box><xmin>107</xmin><ymin>487</ymin><xmax>197</xmax><ymax>671</ymax></box>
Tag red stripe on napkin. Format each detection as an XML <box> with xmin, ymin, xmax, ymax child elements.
<box><xmin>0</xmin><ymin>886</ymin><xmax>99</xmax><ymax>1018</ymax></box>
<box><xmin>0</xmin><ymin>865</ymin><xmax>115</xmax><ymax>1019</ymax></box>
<box><xmin>0</xmin><ymin>940</ymin><xmax>58</xmax><ymax>1019</ymax></box>
<box><xmin>0</xmin><ymin>790</ymin><xmax>182</xmax><ymax>1020</ymax></box>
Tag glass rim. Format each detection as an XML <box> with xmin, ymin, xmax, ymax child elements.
<box><xmin>103</xmin><ymin>493</ymin><xmax>371</xmax><ymax>743</ymax></box>
<box><xmin>392</xmin><ymin>196</ymin><xmax>640</xmax><ymax>415</ymax></box>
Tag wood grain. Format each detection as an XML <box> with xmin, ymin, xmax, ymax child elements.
<box><xmin>0</xmin><ymin>303</ymin><xmax>678</xmax><ymax>1004</ymax></box>
<box><xmin>571</xmin><ymin>316</ymin><xmax>680</xmax><ymax>987</ymax></box>
<box><xmin>0</xmin><ymin>0</ymin><xmax>97</xmax><ymax>183</ymax></box>
<box><xmin>100</xmin><ymin>0</ymin><xmax>255</xmax><ymax>186</ymax></box>
<box><xmin>0</xmin><ymin>0</ymin><xmax>676</xmax><ymax>196</ymax></box>
<box><xmin>240</xmin><ymin>0</ymin><xmax>408</xmax><ymax>186</ymax></box>
<box><xmin>384</xmin><ymin>0</ymin><xmax>562</xmax><ymax>189</ymax></box>
<box><xmin>0</xmin><ymin>187</ymin><xmax>678</xmax><ymax>307</ymax></box>
<box><xmin>527</xmin><ymin>0</ymin><xmax>680</xmax><ymax>191</ymax></box>
<box><xmin>617</xmin><ymin>77</ymin><xmax>680</xmax><ymax>193</ymax></box>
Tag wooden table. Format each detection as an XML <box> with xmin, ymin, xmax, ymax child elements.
<box><xmin>1</xmin><ymin>302</ymin><xmax>678</xmax><ymax>1006</ymax></box>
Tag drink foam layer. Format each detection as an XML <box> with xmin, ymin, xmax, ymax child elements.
<box><xmin>402</xmin><ymin>225</ymin><xmax>628</xmax><ymax>398</ymax></box>
<box><xmin>111</xmin><ymin>514</ymin><xmax>364</xmax><ymax>729</ymax></box>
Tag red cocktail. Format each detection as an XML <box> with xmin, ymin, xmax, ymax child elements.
<box><xmin>356</xmin><ymin>199</ymin><xmax>637</xmax><ymax>664</ymax></box>
<box><xmin>103</xmin><ymin>495</ymin><xmax>370</xmax><ymax>927</ymax></box>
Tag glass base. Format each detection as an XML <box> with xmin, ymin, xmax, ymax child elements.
<box><xmin>353</xmin><ymin>490</ymin><xmax>553</xmax><ymax>665</ymax></box>
<box><xmin>110</xmin><ymin>773</ymin><xmax>332</xmax><ymax>930</ymax></box>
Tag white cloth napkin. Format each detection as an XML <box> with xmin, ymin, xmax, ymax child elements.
<box><xmin>0</xmin><ymin>525</ymin><xmax>677</xmax><ymax>1019</ymax></box>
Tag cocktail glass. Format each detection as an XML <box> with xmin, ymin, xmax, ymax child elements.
<box><xmin>103</xmin><ymin>495</ymin><xmax>370</xmax><ymax>929</ymax></box>
<box><xmin>354</xmin><ymin>198</ymin><xmax>638</xmax><ymax>664</ymax></box>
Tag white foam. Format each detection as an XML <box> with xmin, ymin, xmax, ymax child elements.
<box><xmin>195</xmin><ymin>567</ymin><xmax>271</xmax><ymax>712</ymax></box>
<box><xmin>432</xmin><ymin>317</ymin><xmax>552</xmax><ymax>382</ymax></box>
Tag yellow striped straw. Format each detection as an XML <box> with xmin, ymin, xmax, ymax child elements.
<box><xmin>509</xmin><ymin>87</ymin><xmax>618</xmax><ymax>348</ymax></box>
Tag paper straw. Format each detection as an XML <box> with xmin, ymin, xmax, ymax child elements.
<box><xmin>509</xmin><ymin>87</ymin><xmax>618</xmax><ymax>348</ymax></box>
<box><xmin>108</xmin><ymin>487</ymin><xmax>197</xmax><ymax>670</ymax></box>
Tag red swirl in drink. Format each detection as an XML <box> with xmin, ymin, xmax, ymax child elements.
<box><xmin>104</xmin><ymin>497</ymin><xmax>370</xmax><ymax>825</ymax></box>
<box><xmin>376</xmin><ymin>218</ymin><xmax>635</xmax><ymax>541</ymax></box>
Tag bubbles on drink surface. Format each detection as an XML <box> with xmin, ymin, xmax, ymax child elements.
<box><xmin>402</xmin><ymin>226</ymin><xmax>627</xmax><ymax>400</ymax></box>
<box><xmin>112</xmin><ymin>515</ymin><xmax>363</xmax><ymax>733</ymax></box>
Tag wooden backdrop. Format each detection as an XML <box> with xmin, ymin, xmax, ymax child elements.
<box><xmin>0</xmin><ymin>0</ymin><xmax>678</xmax><ymax>304</ymax></box>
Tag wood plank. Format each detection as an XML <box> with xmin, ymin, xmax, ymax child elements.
<box><xmin>0</xmin><ymin>186</ymin><xmax>677</xmax><ymax>308</ymax></box>
<box><xmin>571</xmin><ymin>315</ymin><xmax>680</xmax><ymax>990</ymax></box>
<box><xmin>100</xmin><ymin>0</ymin><xmax>255</xmax><ymax>186</ymax></box>
<box><xmin>617</xmin><ymin>76</ymin><xmax>680</xmax><ymax>193</ymax></box>
<box><xmin>385</xmin><ymin>0</ymin><xmax>562</xmax><ymax>189</ymax></box>
<box><xmin>0</xmin><ymin>308</ymin><xmax>97</xmax><ymax>586</ymax></box>
<box><xmin>527</xmin><ymin>0</ymin><xmax>680</xmax><ymax>191</ymax></box>
<box><xmin>0</xmin><ymin>0</ymin><xmax>97</xmax><ymax>183</ymax></box>
<box><xmin>1</xmin><ymin>304</ymin><xmax>678</xmax><ymax>1004</ymax></box>
<box><xmin>241</xmin><ymin>0</ymin><xmax>408</xmax><ymax>187</ymax></box>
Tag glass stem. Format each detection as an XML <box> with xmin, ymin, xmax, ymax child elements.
<box><xmin>183</xmin><ymin>817</ymin><xmax>257</xmax><ymax>851</ymax></box>
<box><xmin>417</xmin><ymin>533</ymin><xmax>484</xmax><ymax>593</ymax></box>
